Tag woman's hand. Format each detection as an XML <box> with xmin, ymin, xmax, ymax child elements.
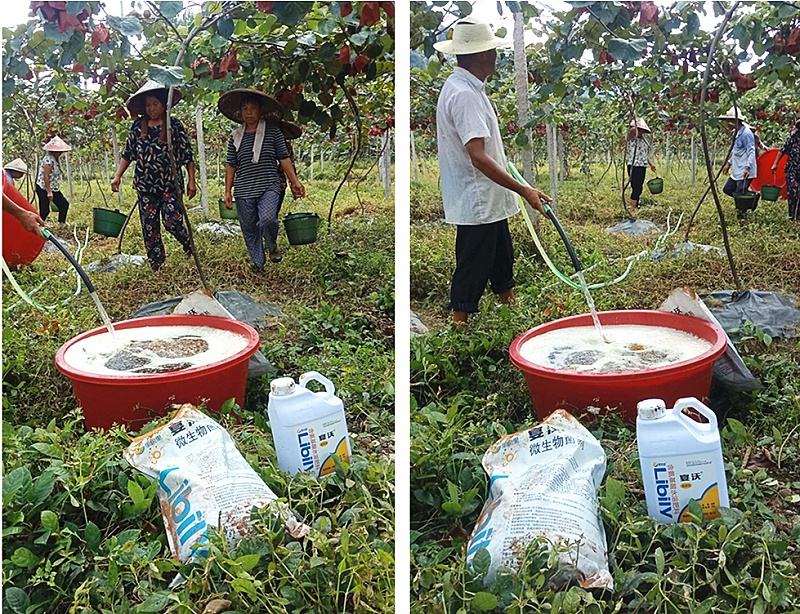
<box><xmin>186</xmin><ymin>179</ymin><xmax>197</xmax><ymax>200</ymax></box>
<box><xmin>649</xmin><ymin>162</ymin><xmax>657</xmax><ymax>172</ymax></box>
<box><xmin>224</xmin><ymin>191</ymin><xmax>233</xmax><ymax>210</ymax></box>
<box><xmin>110</xmin><ymin>177</ymin><xmax>121</xmax><ymax>193</ymax></box>
<box><xmin>46</xmin><ymin>190</ymin><xmax>54</xmax><ymax>201</ymax></box>
<box><xmin>290</xmin><ymin>180</ymin><xmax>306</xmax><ymax>199</ymax></box>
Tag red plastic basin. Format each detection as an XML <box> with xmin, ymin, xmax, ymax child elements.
<box><xmin>55</xmin><ymin>315</ymin><xmax>260</xmax><ymax>431</ymax></box>
<box><xmin>2</xmin><ymin>174</ymin><xmax>45</xmax><ymax>266</ymax></box>
<box><xmin>509</xmin><ymin>310</ymin><xmax>727</xmax><ymax>424</ymax></box>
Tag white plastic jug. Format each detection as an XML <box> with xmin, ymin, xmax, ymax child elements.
<box><xmin>637</xmin><ymin>397</ymin><xmax>729</xmax><ymax>524</ymax></box>
<box><xmin>268</xmin><ymin>372</ymin><xmax>351</xmax><ymax>477</ymax></box>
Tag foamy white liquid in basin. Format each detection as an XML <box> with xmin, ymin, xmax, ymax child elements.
<box><xmin>519</xmin><ymin>324</ymin><xmax>712</xmax><ymax>373</ymax></box>
<box><xmin>63</xmin><ymin>325</ymin><xmax>249</xmax><ymax>377</ymax></box>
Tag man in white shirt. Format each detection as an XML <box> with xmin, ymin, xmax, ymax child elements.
<box><xmin>720</xmin><ymin>107</ymin><xmax>757</xmax><ymax>198</ymax></box>
<box><xmin>435</xmin><ymin>19</ymin><xmax>550</xmax><ymax>329</ymax></box>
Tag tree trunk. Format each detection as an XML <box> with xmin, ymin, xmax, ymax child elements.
<box><xmin>691</xmin><ymin>134</ymin><xmax>697</xmax><ymax>183</ymax></box>
<box><xmin>111</xmin><ymin>130</ymin><xmax>123</xmax><ymax>207</ymax></box>
<box><xmin>411</xmin><ymin>130</ymin><xmax>419</xmax><ymax>182</ymax></box>
<box><xmin>381</xmin><ymin>130</ymin><xmax>392</xmax><ymax>199</ymax></box>
<box><xmin>546</xmin><ymin>122</ymin><xmax>559</xmax><ymax>209</ymax></box>
<box><xmin>195</xmin><ymin>105</ymin><xmax>209</xmax><ymax>220</ymax></box>
<box><xmin>310</xmin><ymin>146</ymin><xmax>315</xmax><ymax>181</ymax></box>
<box><xmin>103</xmin><ymin>146</ymin><xmax>110</xmax><ymax>185</ymax></box>
<box><xmin>65</xmin><ymin>151</ymin><xmax>73</xmax><ymax>198</ymax></box>
<box><xmin>513</xmin><ymin>11</ymin><xmax>535</xmax><ymax>187</ymax></box>
<box><xmin>557</xmin><ymin>129</ymin><xmax>566</xmax><ymax>181</ymax></box>
<box><xmin>665</xmin><ymin>132</ymin><xmax>671</xmax><ymax>175</ymax></box>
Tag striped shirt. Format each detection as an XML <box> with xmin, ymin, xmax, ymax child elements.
<box><xmin>226</xmin><ymin>125</ymin><xmax>289</xmax><ymax>200</ymax></box>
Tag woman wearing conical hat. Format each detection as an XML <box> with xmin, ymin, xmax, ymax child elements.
<box><xmin>36</xmin><ymin>136</ymin><xmax>71</xmax><ymax>223</ymax></box>
<box><xmin>625</xmin><ymin>118</ymin><xmax>657</xmax><ymax>212</ymax></box>
<box><xmin>219</xmin><ymin>88</ymin><xmax>305</xmax><ymax>268</ymax></box>
<box><xmin>110</xmin><ymin>80</ymin><xmax>196</xmax><ymax>271</ymax></box>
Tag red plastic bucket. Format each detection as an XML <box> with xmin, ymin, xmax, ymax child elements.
<box><xmin>509</xmin><ymin>310</ymin><xmax>727</xmax><ymax>424</ymax></box>
<box><xmin>55</xmin><ymin>315</ymin><xmax>261</xmax><ymax>431</ymax></box>
<box><xmin>2</xmin><ymin>174</ymin><xmax>45</xmax><ymax>266</ymax></box>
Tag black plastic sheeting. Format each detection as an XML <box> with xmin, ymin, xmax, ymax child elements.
<box><xmin>702</xmin><ymin>290</ymin><xmax>800</xmax><ymax>340</ymax></box>
<box><xmin>133</xmin><ymin>291</ymin><xmax>283</xmax><ymax>378</ymax></box>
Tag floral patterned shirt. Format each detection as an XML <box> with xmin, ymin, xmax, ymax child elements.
<box><xmin>780</xmin><ymin>128</ymin><xmax>800</xmax><ymax>180</ymax></box>
<box><xmin>121</xmin><ymin>117</ymin><xmax>193</xmax><ymax>195</ymax></box>
<box><xmin>36</xmin><ymin>153</ymin><xmax>62</xmax><ymax>191</ymax></box>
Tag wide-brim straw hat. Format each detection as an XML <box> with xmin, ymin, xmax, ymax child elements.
<box><xmin>126</xmin><ymin>80</ymin><xmax>183</xmax><ymax>116</ymax></box>
<box><xmin>719</xmin><ymin>107</ymin><xmax>747</xmax><ymax>122</ymax></box>
<box><xmin>4</xmin><ymin>158</ymin><xmax>28</xmax><ymax>174</ymax></box>
<box><xmin>629</xmin><ymin>118</ymin><xmax>652</xmax><ymax>133</ymax></box>
<box><xmin>433</xmin><ymin>18</ymin><xmax>509</xmax><ymax>55</ymax></box>
<box><xmin>280</xmin><ymin>121</ymin><xmax>302</xmax><ymax>140</ymax></box>
<box><xmin>43</xmin><ymin>136</ymin><xmax>71</xmax><ymax>152</ymax></box>
<box><xmin>217</xmin><ymin>89</ymin><xmax>283</xmax><ymax>124</ymax></box>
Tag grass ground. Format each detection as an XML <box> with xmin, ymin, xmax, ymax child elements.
<box><xmin>410</xmin><ymin>157</ymin><xmax>800</xmax><ymax>613</ymax></box>
<box><xmin>2</xmin><ymin>163</ymin><xmax>395</xmax><ymax>613</ymax></box>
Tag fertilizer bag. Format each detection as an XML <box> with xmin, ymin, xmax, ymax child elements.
<box><xmin>125</xmin><ymin>404</ymin><xmax>309</xmax><ymax>563</ymax></box>
<box><xmin>466</xmin><ymin>410</ymin><xmax>613</xmax><ymax>589</ymax></box>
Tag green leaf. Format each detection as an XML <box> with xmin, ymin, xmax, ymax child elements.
<box><xmin>471</xmin><ymin>547</ymin><xmax>491</xmax><ymax>576</ymax></box>
<box><xmin>149</xmin><ymin>64</ymin><xmax>186</xmax><ymax>88</ymax></box>
<box><xmin>272</xmin><ymin>2</ymin><xmax>314</xmax><ymax>27</ymax></box>
<box><xmin>11</xmin><ymin>547</ymin><xmax>39</xmax><ymax>568</ymax></box>
<box><xmin>426</xmin><ymin>60</ymin><xmax>441</xmax><ymax>78</ymax></box>
<box><xmin>138</xmin><ymin>591</ymin><xmax>172</xmax><ymax>612</ymax></box>
<box><xmin>40</xmin><ymin>510</ymin><xmax>59</xmax><ymax>533</ymax></box>
<box><xmin>28</xmin><ymin>470</ymin><xmax>57</xmax><ymax>506</ymax></box>
<box><xmin>85</xmin><ymin>521</ymin><xmax>101</xmax><ymax>552</ymax></box>
<box><xmin>687</xmin><ymin>499</ymin><xmax>704</xmax><ymax>524</ymax></box>
<box><xmin>607</xmin><ymin>38</ymin><xmax>648</xmax><ymax>63</ymax></box>
<box><xmin>216</xmin><ymin>16</ymin><xmax>234</xmax><ymax>39</ymax></box>
<box><xmin>3</xmin><ymin>587</ymin><xmax>29</xmax><ymax>614</ymax></box>
<box><xmin>231</xmin><ymin>577</ymin><xmax>258</xmax><ymax>600</ymax></box>
<box><xmin>472</xmin><ymin>592</ymin><xmax>498</xmax><ymax>611</ymax></box>
<box><xmin>3</xmin><ymin>466</ymin><xmax>32</xmax><ymax>504</ymax></box>
<box><xmin>127</xmin><ymin>479</ymin><xmax>145</xmax><ymax>506</ymax></box>
<box><xmin>655</xmin><ymin>546</ymin><xmax>665</xmax><ymax>576</ymax></box>
<box><xmin>107</xmin><ymin>15</ymin><xmax>144</xmax><ymax>37</ymax></box>
<box><xmin>236</xmin><ymin>553</ymin><xmax>261</xmax><ymax>572</ymax></box>
<box><xmin>158</xmin><ymin>1</ymin><xmax>184</xmax><ymax>19</ymax></box>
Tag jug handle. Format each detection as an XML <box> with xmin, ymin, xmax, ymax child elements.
<box><xmin>299</xmin><ymin>371</ymin><xmax>336</xmax><ymax>398</ymax></box>
<box><xmin>674</xmin><ymin>397</ymin><xmax>717</xmax><ymax>431</ymax></box>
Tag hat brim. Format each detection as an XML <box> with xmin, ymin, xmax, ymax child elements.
<box><xmin>280</xmin><ymin>121</ymin><xmax>302</xmax><ymax>140</ymax></box>
<box><xmin>126</xmin><ymin>88</ymin><xmax>183</xmax><ymax>116</ymax></box>
<box><xmin>432</xmin><ymin>37</ymin><xmax>508</xmax><ymax>55</ymax></box>
<box><xmin>4</xmin><ymin>161</ymin><xmax>28</xmax><ymax>173</ymax></box>
<box><xmin>218</xmin><ymin>89</ymin><xmax>283</xmax><ymax>124</ymax></box>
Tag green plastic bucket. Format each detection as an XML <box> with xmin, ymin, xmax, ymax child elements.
<box><xmin>92</xmin><ymin>207</ymin><xmax>127</xmax><ymax>237</ymax></box>
<box><xmin>760</xmin><ymin>185</ymin><xmax>781</xmax><ymax>202</ymax></box>
<box><xmin>646</xmin><ymin>177</ymin><xmax>664</xmax><ymax>194</ymax></box>
<box><xmin>49</xmin><ymin>201</ymin><xmax>59</xmax><ymax>213</ymax></box>
<box><xmin>284</xmin><ymin>212</ymin><xmax>319</xmax><ymax>246</ymax></box>
<box><xmin>219</xmin><ymin>198</ymin><xmax>238</xmax><ymax>220</ymax></box>
<box><xmin>734</xmin><ymin>191</ymin><xmax>760</xmax><ymax>212</ymax></box>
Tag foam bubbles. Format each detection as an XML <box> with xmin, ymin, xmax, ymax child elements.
<box><xmin>63</xmin><ymin>325</ymin><xmax>249</xmax><ymax>377</ymax></box>
<box><xmin>519</xmin><ymin>325</ymin><xmax>712</xmax><ymax>373</ymax></box>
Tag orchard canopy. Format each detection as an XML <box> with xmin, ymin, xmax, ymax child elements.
<box><xmin>2</xmin><ymin>0</ymin><xmax>395</xmax><ymax>212</ymax></box>
<box><xmin>411</xmin><ymin>0</ymin><xmax>799</xmax><ymax>179</ymax></box>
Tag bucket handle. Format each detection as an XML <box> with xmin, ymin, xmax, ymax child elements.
<box><xmin>299</xmin><ymin>371</ymin><xmax>336</xmax><ymax>398</ymax></box>
<box><xmin>674</xmin><ymin>397</ymin><xmax>717</xmax><ymax>431</ymax></box>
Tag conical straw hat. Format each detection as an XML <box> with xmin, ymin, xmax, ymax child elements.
<box><xmin>4</xmin><ymin>158</ymin><xmax>28</xmax><ymax>173</ymax></box>
<box><xmin>217</xmin><ymin>89</ymin><xmax>283</xmax><ymax>124</ymax></box>
<box><xmin>126</xmin><ymin>80</ymin><xmax>183</xmax><ymax>116</ymax></box>
<box><xmin>43</xmin><ymin>136</ymin><xmax>71</xmax><ymax>152</ymax></box>
<box><xmin>629</xmin><ymin>118</ymin><xmax>651</xmax><ymax>133</ymax></box>
<box><xmin>280</xmin><ymin>121</ymin><xmax>302</xmax><ymax>140</ymax></box>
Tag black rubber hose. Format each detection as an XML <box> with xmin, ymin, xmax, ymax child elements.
<box><xmin>42</xmin><ymin>229</ymin><xmax>96</xmax><ymax>294</ymax></box>
<box><xmin>546</xmin><ymin>208</ymin><xmax>582</xmax><ymax>273</ymax></box>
